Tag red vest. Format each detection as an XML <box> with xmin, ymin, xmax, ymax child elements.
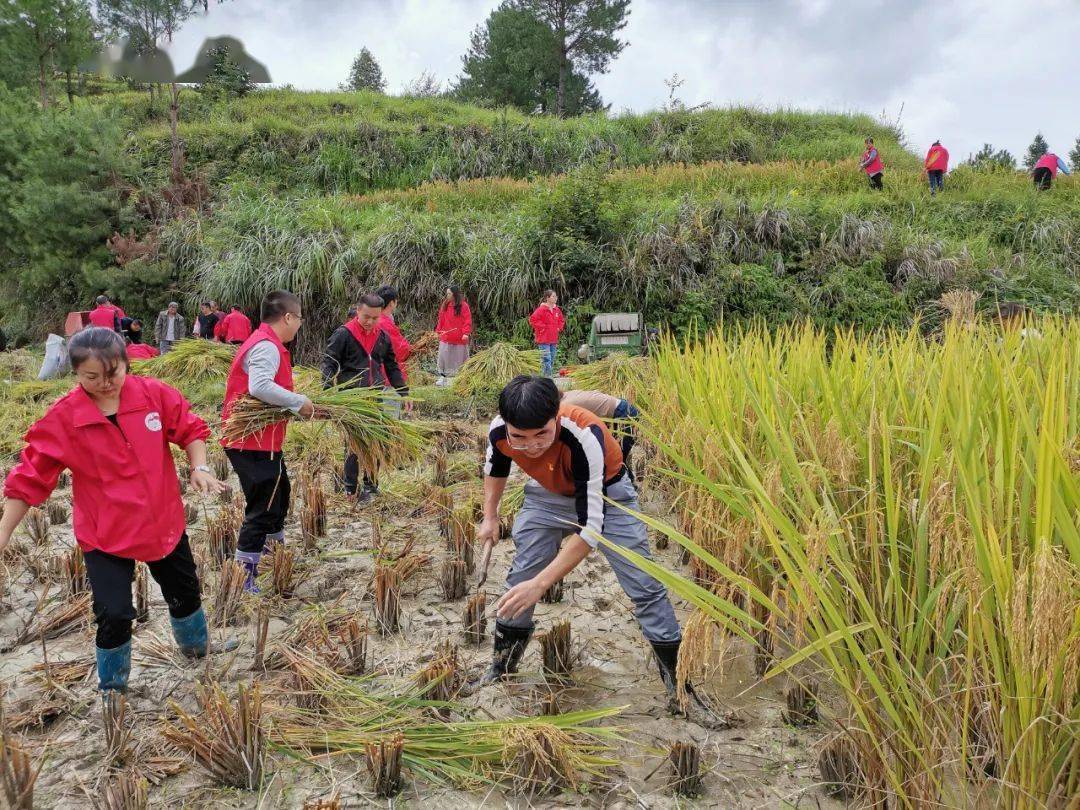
<box><xmin>221</xmin><ymin>324</ymin><xmax>294</xmax><ymax>452</ymax></box>
<box><xmin>88</xmin><ymin>306</ymin><xmax>117</xmax><ymax>329</ymax></box>
<box><xmin>1034</xmin><ymin>153</ymin><xmax>1060</xmax><ymax>176</ymax></box>
<box><xmin>862</xmin><ymin>148</ymin><xmax>883</xmax><ymax>175</ymax></box>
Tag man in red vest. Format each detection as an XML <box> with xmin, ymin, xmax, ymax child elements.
<box><xmin>375</xmin><ymin>285</ymin><xmax>411</xmax><ymax>386</ymax></box>
<box><xmin>221</xmin><ymin>290</ymin><xmax>314</xmax><ymax>591</ymax></box>
<box><xmin>220</xmin><ymin>305</ymin><xmax>253</xmax><ymax>345</ymax></box>
<box><xmin>859</xmin><ymin>137</ymin><xmax>884</xmax><ymax>190</ymax></box>
<box><xmin>321</xmin><ymin>292</ymin><xmax>408</xmax><ymax>502</ymax></box>
<box><xmin>88</xmin><ymin>296</ymin><xmax>120</xmax><ymax>330</ymax></box>
<box><xmin>924</xmin><ymin>140</ymin><xmax>949</xmax><ymax>196</ymax></box>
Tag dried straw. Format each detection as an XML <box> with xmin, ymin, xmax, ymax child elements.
<box><xmin>365</xmin><ymin>734</ymin><xmax>404</xmax><ymax>798</ymax></box>
<box><xmin>538</xmin><ymin>622</ymin><xmax>573</xmax><ymax>683</ymax></box>
<box><xmin>258</xmin><ymin>544</ymin><xmax>297</xmax><ymax>598</ymax></box>
<box><xmin>463</xmin><ymin>591</ymin><xmax>487</xmax><ymax>644</ymax></box>
<box><xmin>103</xmin><ymin>692</ymin><xmax>133</xmax><ymax>767</ymax></box>
<box><xmin>373</xmin><ymin>565</ymin><xmax>401</xmax><ymax>635</ymax></box>
<box><xmin>667</xmin><ymin>741</ymin><xmax>703</xmax><ymax>796</ymax></box>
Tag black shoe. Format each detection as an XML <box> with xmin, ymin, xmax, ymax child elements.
<box><xmin>466</xmin><ymin>621</ymin><xmax>533</xmax><ymax>694</ymax></box>
<box><xmin>650</xmin><ymin>638</ymin><xmax>739</xmax><ymax>730</ymax></box>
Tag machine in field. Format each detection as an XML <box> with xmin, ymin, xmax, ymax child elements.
<box><xmin>576</xmin><ymin>312</ymin><xmax>650</xmax><ymax>363</ymax></box>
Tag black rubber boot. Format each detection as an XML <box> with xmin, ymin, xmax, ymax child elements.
<box><xmin>650</xmin><ymin>638</ymin><xmax>738</xmax><ymax>730</ymax></box>
<box><xmin>465</xmin><ymin>621</ymin><xmax>533</xmax><ymax>694</ymax></box>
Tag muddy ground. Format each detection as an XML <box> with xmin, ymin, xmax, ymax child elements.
<box><xmin>0</xmin><ymin>419</ymin><xmax>842</xmax><ymax>809</ymax></box>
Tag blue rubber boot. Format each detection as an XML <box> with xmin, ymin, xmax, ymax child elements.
<box><xmin>96</xmin><ymin>640</ymin><xmax>132</xmax><ymax>693</ymax></box>
<box><xmin>170</xmin><ymin>606</ymin><xmax>209</xmax><ymax>658</ymax></box>
<box><xmin>235</xmin><ymin>550</ymin><xmax>262</xmax><ymax>594</ymax></box>
<box><xmin>265</xmin><ymin>530</ymin><xmax>285</xmax><ymax>548</ymax></box>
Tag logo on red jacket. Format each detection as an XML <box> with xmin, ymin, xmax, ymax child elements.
<box><xmin>144</xmin><ymin>411</ymin><xmax>162</xmax><ymax>432</ymax></box>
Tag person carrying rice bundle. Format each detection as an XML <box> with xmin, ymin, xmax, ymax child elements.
<box><xmin>0</xmin><ymin>327</ymin><xmax>231</xmax><ymax>694</ymax></box>
<box><xmin>221</xmin><ymin>290</ymin><xmax>314</xmax><ymax>591</ymax></box>
<box><xmin>435</xmin><ymin>285</ymin><xmax>471</xmax><ymax>387</ymax></box>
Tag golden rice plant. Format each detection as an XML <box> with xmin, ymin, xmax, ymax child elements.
<box><xmin>451</xmin><ymin>343</ymin><xmax>540</xmax><ymax>400</ymax></box>
<box><xmin>365</xmin><ymin>734</ymin><xmax>404</xmax><ymax>798</ymax></box>
<box><xmin>131</xmin><ymin>339</ymin><xmax>235</xmax><ymax>384</ymax></box>
<box><xmin>222</xmin><ymin>385</ymin><xmax>427</xmax><ymax>478</ymax></box>
<box><xmin>569</xmin><ymin>351</ymin><xmax>654</xmax><ymax>403</ymax></box>
<box><xmin>600</xmin><ymin>319</ymin><xmax>1080</xmax><ymax>808</ymax></box>
<box><xmin>161</xmin><ymin>681</ymin><xmax>266</xmax><ymax>790</ymax></box>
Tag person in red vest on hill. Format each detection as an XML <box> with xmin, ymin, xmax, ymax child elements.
<box><xmin>435</xmin><ymin>285</ymin><xmax>471</xmax><ymax>387</ymax></box>
<box><xmin>375</xmin><ymin>285</ymin><xmax>412</xmax><ymax>388</ymax></box>
<box><xmin>859</xmin><ymin>137</ymin><xmax>884</xmax><ymax>190</ymax></box>
<box><xmin>924</xmin><ymin>140</ymin><xmax>949</xmax><ymax>196</ymax></box>
<box><xmin>221</xmin><ymin>291</ymin><xmax>314</xmax><ymax>592</ymax></box>
<box><xmin>529</xmin><ymin>289</ymin><xmax>565</xmax><ymax>377</ymax></box>
<box><xmin>1032</xmin><ymin>151</ymin><xmax>1071</xmax><ymax>190</ymax></box>
<box><xmin>321</xmin><ymin>292</ymin><xmax>408</xmax><ymax>503</ymax></box>
<box><xmin>219</xmin><ymin>305</ymin><xmax>253</xmax><ymax>345</ymax></box>
<box><xmin>88</xmin><ymin>296</ymin><xmax>120</xmax><ymax>330</ymax></box>
<box><xmin>0</xmin><ymin>327</ymin><xmax>230</xmax><ymax>694</ymax></box>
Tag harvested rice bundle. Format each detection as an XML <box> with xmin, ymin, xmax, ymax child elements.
<box><xmin>569</xmin><ymin>352</ymin><xmax>654</xmax><ymax>403</ymax></box>
<box><xmin>131</xmin><ymin>339</ymin><xmax>235</xmax><ymax>384</ymax></box>
<box><xmin>452</xmin><ymin>343</ymin><xmax>540</xmax><ymax>400</ymax></box>
<box><xmin>222</xmin><ymin>385</ymin><xmax>426</xmax><ymax>477</ymax></box>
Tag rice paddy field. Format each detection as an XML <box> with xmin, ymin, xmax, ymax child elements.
<box><xmin>0</xmin><ymin>313</ymin><xmax>1076</xmax><ymax>808</ymax></box>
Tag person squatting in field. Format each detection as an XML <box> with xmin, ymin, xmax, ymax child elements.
<box><xmin>221</xmin><ymin>290</ymin><xmax>315</xmax><ymax>592</ymax></box>
<box><xmin>469</xmin><ymin>375</ymin><xmax>726</xmax><ymax>726</ymax></box>
<box><xmin>0</xmin><ymin>327</ymin><xmax>233</xmax><ymax>694</ymax></box>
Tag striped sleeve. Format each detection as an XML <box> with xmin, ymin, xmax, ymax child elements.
<box><xmin>483</xmin><ymin>417</ymin><xmax>512</xmax><ymax>478</ymax></box>
<box><xmin>560</xmin><ymin>417</ymin><xmax>607</xmax><ymax>547</ymax></box>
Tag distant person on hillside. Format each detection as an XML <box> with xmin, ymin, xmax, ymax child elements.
<box><xmin>860</xmin><ymin>137</ymin><xmax>884</xmax><ymax>190</ymax></box>
<box><xmin>1032</xmin><ymin>152</ymin><xmax>1070</xmax><ymax>190</ymax></box>
<box><xmin>375</xmin><ymin>285</ymin><xmax>412</xmax><ymax>395</ymax></box>
<box><xmin>88</xmin><ymin>296</ymin><xmax>120</xmax><ymax>330</ymax></box>
<box><xmin>154</xmin><ymin>302</ymin><xmax>185</xmax><ymax>355</ymax></box>
<box><xmin>924</xmin><ymin>140</ymin><xmax>949</xmax><ymax>196</ymax></box>
<box><xmin>529</xmin><ymin>290</ymin><xmax>565</xmax><ymax>377</ymax></box>
<box><xmin>219</xmin><ymin>305</ymin><xmax>253</xmax><ymax>345</ymax></box>
<box><xmin>435</xmin><ymin>285</ymin><xmax>471</xmax><ymax>386</ymax></box>
<box><xmin>194</xmin><ymin>302</ymin><xmax>220</xmax><ymax>340</ymax></box>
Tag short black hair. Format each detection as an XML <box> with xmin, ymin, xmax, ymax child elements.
<box><xmin>499</xmin><ymin>375</ymin><xmax>561</xmax><ymax>429</ymax></box>
<box><xmin>358</xmin><ymin>292</ymin><xmax>384</xmax><ymax>309</ymax></box>
<box><xmin>69</xmin><ymin>326</ymin><xmax>128</xmax><ymax>374</ymax></box>
<box><xmin>375</xmin><ymin>285</ymin><xmax>398</xmax><ymax>305</ymax></box>
<box><xmin>261</xmin><ymin>290</ymin><xmax>301</xmax><ymax>323</ymax></box>
<box><xmin>200</xmin><ymin>301</ymin><xmax>212</xmax><ymax>308</ymax></box>
<box><xmin>95</xmin><ymin>295</ymin><xmax>108</xmax><ymax>306</ymax></box>
<box><xmin>347</xmin><ymin>306</ymin><xmax>357</xmax><ymax>319</ymax></box>
<box><xmin>130</xmin><ymin>319</ymin><xmax>142</xmax><ymax>327</ymax></box>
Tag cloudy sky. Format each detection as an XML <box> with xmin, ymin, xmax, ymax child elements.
<box><xmin>162</xmin><ymin>0</ymin><xmax>1079</xmax><ymax>163</ymax></box>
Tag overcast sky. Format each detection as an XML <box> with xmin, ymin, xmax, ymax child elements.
<box><xmin>162</xmin><ymin>0</ymin><xmax>1079</xmax><ymax>163</ymax></box>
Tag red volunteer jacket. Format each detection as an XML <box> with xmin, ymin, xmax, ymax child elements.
<box><xmin>221</xmin><ymin>324</ymin><xmax>294</xmax><ymax>452</ymax></box>
<box><xmin>1034</xmin><ymin>153</ymin><xmax>1061</xmax><ymax>177</ymax></box>
<box><xmin>529</xmin><ymin>304</ymin><xmax>565</xmax><ymax>345</ymax></box>
<box><xmin>88</xmin><ymin>306</ymin><xmax>118</xmax><ymax>330</ymax></box>
<box><xmin>220</xmin><ymin>310</ymin><xmax>253</xmax><ymax>343</ymax></box>
<box><xmin>924</xmin><ymin>145</ymin><xmax>949</xmax><ymax>172</ymax></box>
<box><xmin>377</xmin><ymin>313</ymin><xmax>411</xmax><ymax>382</ymax></box>
<box><xmin>435</xmin><ymin>301</ymin><xmax>472</xmax><ymax>345</ymax></box>
<box><xmin>3</xmin><ymin>375</ymin><xmax>210</xmax><ymax>561</ymax></box>
<box><xmin>861</xmin><ymin>147</ymin><xmax>884</xmax><ymax>176</ymax></box>
<box><xmin>127</xmin><ymin>343</ymin><xmax>159</xmax><ymax>360</ymax></box>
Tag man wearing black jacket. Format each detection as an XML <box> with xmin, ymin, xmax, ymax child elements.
<box><xmin>321</xmin><ymin>292</ymin><xmax>409</xmax><ymax>501</ymax></box>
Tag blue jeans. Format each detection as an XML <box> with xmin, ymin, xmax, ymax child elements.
<box><xmin>539</xmin><ymin>343</ymin><xmax>557</xmax><ymax>376</ymax></box>
<box><xmin>928</xmin><ymin>170</ymin><xmax>944</xmax><ymax>194</ymax></box>
<box><xmin>612</xmin><ymin>399</ymin><xmax>639</xmax><ymax>462</ymax></box>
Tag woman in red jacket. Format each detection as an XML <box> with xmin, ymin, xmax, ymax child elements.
<box><xmin>435</xmin><ymin>285</ymin><xmax>472</xmax><ymax>386</ymax></box>
<box><xmin>529</xmin><ymin>289</ymin><xmax>565</xmax><ymax>377</ymax></box>
<box><xmin>0</xmin><ymin>327</ymin><xmax>229</xmax><ymax>694</ymax></box>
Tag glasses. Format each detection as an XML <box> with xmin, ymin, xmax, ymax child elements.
<box><xmin>507</xmin><ymin>432</ymin><xmax>552</xmax><ymax>451</ymax></box>
<box><xmin>286</xmin><ymin>312</ymin><xmax>304</xmax><ymax>324</ymax></box>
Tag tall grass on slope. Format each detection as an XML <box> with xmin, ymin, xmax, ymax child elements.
<box><xmin>602</xmin><ymin>320</ymin><xmax>1080</xmax><ymax>808</ymax></box>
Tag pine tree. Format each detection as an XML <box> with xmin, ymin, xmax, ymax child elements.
<box><xmin>1069</xmin><ymin>136</ymin><xmax>1080</xmax><ymax>173</ymax></box>
<box><xmin>343</xmin><ymin>48</ymin><xmax>385</xmax><ymax>92</ymax></box>
<box><xmin>199</xmin><ymin>45</ymin><xmax>253</xmax><ymax>98</ymax></box>
<box><xmin>966</xmin><ymin>143</ymin><xmax>1016</xmax><ymax>171</ymax></box>
<box><xmin>1022</xmin><ymin>133</ymin><xmax>1049</xmax><ymax>171</ymax></box>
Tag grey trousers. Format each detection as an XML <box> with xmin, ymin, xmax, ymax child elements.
<box><xmin>502</xmin><ymin>475</ymin><xmax>681</xmax><ymax>642</ymax></box>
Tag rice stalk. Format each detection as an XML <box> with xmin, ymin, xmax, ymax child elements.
<box><xmin>667</xmin><ymin>741</ymin><xmax>703</xmax><ymax>797</ymax></box>
<box><xmin>23</xmin><ymin>508</ymin><xmax>49</xmax><ymax>547</ymax></box>
<box><xmin>0</xmin><ymin>726</ymin><xmax>42</xmax><ymax>810</ymax></box>
<box><xmin>463</xmin><ymin>591</ymin><xmax>487</xmax><ymax>644</ymax></box>
<box><xmin>440</xmin><ymin>558</ymin><xmax>468</xmax><ymax>601</ymax></box>
<box><xmin>58</xmin><ymin>546</ymin><xmax>87</xmax><ymax>598</ymax></box>
<box><xmin>538</xmin><ymin>621</ymin><xmax>573</xmax><ymax>683</ymax></box>
<box><xmin>205</xmin><ymin>509</ymin><xmax>238</xmax><ymax>569</ymax></box>
<box><xmin>45</xmin><ymin>499</ymin><xmax>69</xmax><ymax>526</ymax></box>
<box><xmin>131</xmin><ymin>339</ymin><xmax>235</xmax><ymax>384</ymax></box>
<box><xmin>183</xmin><ymin>501</ymin><xmax>199</xmax><ymax>525</ymax></box>
<box><xmin>373</xmin><ymin>564</ymin><xmax>400</xmax><ymax>635</ymax></box>
<box><xmin>103</xmin><ymin>691</ymin><xmax>133</xmax><ymax>767</ymax></box>
<box><xmin>569</xmin><ymin>352</ymin><xmax>654</xmax><ymax>403</ymax></box>
<box><xmin>258</xmin><ymin>543</ymin><xmax>297</xmax><ymax>598</ymax></box>
<box><xmin>332</xmin><ymin>617</ymin><xmax>368</xmax><ymax>676</ymax></box>
<box><xmin>161</xmin><ymin>681</ymin><xmax>265</xmax><ymax>790</ymax></box>
<box><xmin>212</xmin><ymin>561</ymin><xmax>247</xmax><ymax>627</ymax></box>
<box><xmin>209</xmin><ymin>451</ymin><xmax>231</xmax><ymax>483</ymax></box>
<box><xmin>540</xmin><ymin>579</ymin><xmax>563</xmax><ymax>604</ymax></box>
<box><xmin>365</xmin><ymin>734</ymin><xmax>404</xmax><ymax>798</ymax></box>
<box><xmin>301</xmin><ymin>794</ymin><xmax>340</xmax><ymax>810</ymax></box>
<box><xmin>134</xmin><ymin>563</ymin><xmax>149</xmax><ymax>624</ymax></box>
<box><xmin>415</xmin><ymin>643</ymin><xmax>460</xmax><ymax>709</ymax></box>
<box><xmin>29</xmin><ymin>655</ymin><xmax>94</xmax><ymax>690</ymax></box>
<box><xmin>300</xmin><ymin>476</ymin><xmax>328</xmax><ymax>553</ymax></box>
<box><xmin>32</xmin><ymin>592</ymin><xmax>91</xmax><ymax>642</ymax></box>
<box><xmin>251</xmin><ymin>601</ymin><xmax>270</xmax><ymax>672</ymax></box>
<box><xmin>90</xmin><ymin>771</ymin><xmax>148</xmax><ymax>810</ymax></box>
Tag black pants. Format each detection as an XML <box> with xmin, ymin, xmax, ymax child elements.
<box><xmin>225</xmin><ymin>449</ymin><xmax>291</xmax><ymax>553</ymax></box>
<box><xmin>868</xmin><ymin>172</ymin><xmax>883</xmax><ymax>190</ymax></box>
<box><xmin>1033</xmin><ymin>167</ymin><xmax>1052</xmax><ymax>190</ymax></box>
<box><xmin>342</xmin><ymin>447</ymin><xmax>375</xmax><ymax>495</ymax></box>
<box><xmin>84</xmin><ymin>534</ymin><xmax>201</xmax><ymax>649</ymax></box>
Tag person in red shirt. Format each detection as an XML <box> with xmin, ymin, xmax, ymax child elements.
<box><xmin>375</xmin><ymin>285</ymin><xmax>412</xmax><ymax>386</ymax></box>
<box><xmin>126</xmin><ymin>340</ymin><xmax>159</xmax><ymax>360</ymax></box>
<box><xmin>88</xmin><ymin>296</ymin><xmax>120</xmax><ymax>330</ymax></box>
<box><xmin>859</xmin><ymin>137</ymin><xmax>884</xmax><ymax>190</ymax></box>
<box><xmin>528</xmin><ymin>289</ymin><xmax>565</xmax><ymax>377</ymax></box>
<box><xmin>220</xmin><ymin>305</ymin><xmax>253</xmax><ymax>345</ymax></box>
<box><xmin>103</xmin><ymin>296</ymin><xmax>126</xmax><ymax>322</ymax></box>
<box><xmin>435</xmin><ymin>285</ymin><xmax>471</xmax><ymax>387</ymax></box>
<box><xmin>222</xmin><ymin>291</ymin><xmax>314</xmax><ymax>591</ymax></box>
<box><xmin>0</xmin><ymin>327</ymin><xmax>230</xmax><ymax>694</ymax></box>
<box><xmin>924</xmin><ymin>140</ymin><xmax>949</xmax><ymax>196</ymax></box>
